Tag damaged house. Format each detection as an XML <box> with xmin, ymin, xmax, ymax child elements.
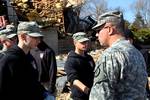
<box><xmin>0</xmin><ymin>0</ymin><xmax>96</xmax><ymax>54</ymax></box>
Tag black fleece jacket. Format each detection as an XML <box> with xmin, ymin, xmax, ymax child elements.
<box><xmin>0</xmin><ymin>45</ymin><xmax>45</xmax><ymax>100</ymax></box>
<box><xmin>64</xmin><ymin>50</ymin><xmax>95</xmax><ymax>99</ymax></box>
<box><xmin>30</xmin><ymin>41</ymin><xmax>57</xmax><ymax>94</ymax></box>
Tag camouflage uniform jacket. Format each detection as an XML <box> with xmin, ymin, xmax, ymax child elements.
<box><xmin>89</xmin><ymin>38</ymin><xmax>148</xmax><ymax>100</ymax></box>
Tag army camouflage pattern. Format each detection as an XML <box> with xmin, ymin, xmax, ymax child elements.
<box><xmin>89</xmin><ymin>38</ymin><xmax>148</xmax><ymax>100</ymax></box>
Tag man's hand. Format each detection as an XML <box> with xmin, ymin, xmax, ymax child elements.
<box><xmin>83</xmin><ymin>86</ymin><xmax>90</xmax><ymax>94</ymax></box>
<box><xmin>73</xmin><ymin>79</ymin><xmax>90</xmax><ymax>94</ymax></box>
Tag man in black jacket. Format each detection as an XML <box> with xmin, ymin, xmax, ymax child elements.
<box><xmin>64</xmin><ymin>32</ymin><xmax>95</xmax><ymax>100</ymax></box>
<box><xmin>0</xmin><ymin>21</ymin><xmax>45</xmax><ymax>100</ymax></box>
<box><xmin>30</xmin><ymin>39</ymin><xmax>57</xmax><ymax>100</ymax></box>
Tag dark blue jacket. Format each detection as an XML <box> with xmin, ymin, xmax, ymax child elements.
<box><xmin>30</xmin><ymin>41</ymin><xmax>57</xmax><ymax>94</ymax></box>
<box><xmin>64</xmin><ymin>51</ymin><xmax>95</xmax><ymax>100</ymax></box>
<box><xmin>0</xmin><ymin>45</ymin><xmax>45</xmax><ymax>100</ymax></box>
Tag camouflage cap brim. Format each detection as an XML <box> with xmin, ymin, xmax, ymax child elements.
<box><xmin>92</xmin><ymin>19</ymin><xmax>106</xmax><ymax>30</ymax></box>
<box><xmin>92</xmin><ymin>10</ymin><xmax>123</xmax><ymax>30</ymax></box>
<box><xmin>78</xmin><ymin>38</ymin><xmax>89</xmax><ymax>42</ymax></box>
<box><xmin>6</xmin><ymin>33</ymin><xmax>17</xmax><ymax>39</ymax></box>
<box><xmin>28</xmin><ymin>32</ymin><xmax>43</xmax><ymax>37</ymax></box>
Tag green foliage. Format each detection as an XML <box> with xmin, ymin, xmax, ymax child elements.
<box><xmin>124</xmin><ymin>20</ymin><xmax>130</xmax><ymax>29</ymax></box>
<box><xmin>133</xmin><ymin>28</ymin><xmax>150</xmax><ymax>45</ymax></box>
<box><xmin>132</xmin><ymin>12</ymin><xmax>145</xmax><ymax>29</ymax></box>
<box><xmin>129</xmin><ymin>24</ymin><xmax>138</xmax><ymax>32</ymax></box>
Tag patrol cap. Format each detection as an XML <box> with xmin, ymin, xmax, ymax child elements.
<box><xmin>72</xmin><ymin>32</ymin><xmax>89</xmax><ymax>42</ymax></box>
<box><xmin>0</xmin><ymin>27</ymin><xmax>7</xmax><ymax>42</ymax></box>
<box><xmin>6</xmin><ymin>33</ymin><xmax>17</xmax><ymax>39</ymax></box>
<box><xmin>0</xmin><ymin>34</ymin><xmax>8</xmax><ymax>43</ymax></box>
<box><xmin>0</xmin><ymin>31</ymin><xmax>16</xmax><ymax>41</ymax></box>
<box><xmin>0</xmin><ymin>24</ymin><xmax>17</xmax><ymax>39</ymax></box>
<box><xmin>6</xmin><ymin>24</ymin><xmax>16</xmax><ymax>31</ymax></box>
<box><xmin>17</xmin><ymin>21</ymin><xmax>43</xmax><ymax>37</ymax></box>
<box><xmin>6</xmin><ymin>24</ymin><xmax>17</xmax><ymax>39</ymax></box>
<box><xmin>92</xmin><ymin>10</ymin><xmax>124</xmax><ymax>30</ymax></box>
<box><xmin>0</xmin><ymin>29</ymin><xmax>10</xmax><ymax>35</ymax></box>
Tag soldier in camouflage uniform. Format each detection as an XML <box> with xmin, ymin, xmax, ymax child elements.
<box><xmin>89</xmin><ymin>10</ymin><xmax>148</xmax><ymax>100</ymax></box>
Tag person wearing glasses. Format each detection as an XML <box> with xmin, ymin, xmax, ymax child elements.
<box><xmin>89</xmin><ymin>10</ymin><xmax>148</xmax><ymax>100</ymax></box>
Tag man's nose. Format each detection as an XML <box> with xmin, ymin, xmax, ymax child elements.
<box><xmin>96</xmin><ymin>33</ymin><xmax>99</xmax><ymax>37</ymax></box>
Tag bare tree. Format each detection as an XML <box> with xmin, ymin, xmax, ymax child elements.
<box><xmin>80</xmin><ymin>0</ymin><xmax>108</xmax><ymax>20</ymax></box>
<box><xmin>133</xmin><ymin>0</ymin><xmax>150</xmax><ymax>27</ymax></box>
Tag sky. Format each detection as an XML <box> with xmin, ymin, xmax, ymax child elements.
<box><xmin>107</xmin><ymin>0</ymin><xmax>136</xmax><ymax>23</ymax></box>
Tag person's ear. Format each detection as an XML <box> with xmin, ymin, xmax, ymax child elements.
<box><xmin>73</xmin><ymin>40</ymin><xmax>77</xmax><ymax>45</ymax></box>
<box><xmin>20</xmin><ymin>33</ymin><xmax>27</xmax><ymax>41</ymax></box>
<box><xmin>108</xmin><ymin>27</ymin><xmax>113</xmax><ymax>35</ymax></box>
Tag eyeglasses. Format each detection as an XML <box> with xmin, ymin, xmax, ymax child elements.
<box><xmin>96</xmin><ymin>26</ymin><xmax>110</xmax><ymax>33</ymax></box>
